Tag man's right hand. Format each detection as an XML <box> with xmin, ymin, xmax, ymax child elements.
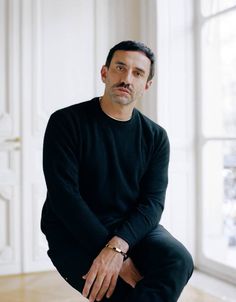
<box><xmin>119</xmin><ymin>257</ymin><xmax>143</xmax><ymax>288</ymax></box>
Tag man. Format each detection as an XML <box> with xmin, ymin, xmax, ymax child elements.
<box><xmin>41</xmin><ymin>40</ymin><xmax>193</xmax><ymax>302</ymax></box>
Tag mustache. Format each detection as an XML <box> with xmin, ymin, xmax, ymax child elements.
<box><xmin>112</xmin><ymin>82</ymin><xmax>133</xmax><ymax>93</ymax></box>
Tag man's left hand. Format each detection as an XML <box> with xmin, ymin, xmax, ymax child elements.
<box><xmin>82</xmin><ymin>246</ymin><xmax>124</xmax><ymax>302</ymax></box>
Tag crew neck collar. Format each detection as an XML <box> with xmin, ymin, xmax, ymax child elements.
<box><xmin>95</xmin><ymin>97</ymin><xmax>136</xmax><ymax>125</ymax></box>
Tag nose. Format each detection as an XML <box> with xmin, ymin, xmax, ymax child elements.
<box><xmin>121</xmin><ymin>70</ymin><xmax>133</xmax><ymax>85</ymax></box>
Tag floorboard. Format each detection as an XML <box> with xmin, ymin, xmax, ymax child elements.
<box><xmin>0</xmin><ymin>271</ymin><xmax>228</xmax><ymax>302</ymax></box>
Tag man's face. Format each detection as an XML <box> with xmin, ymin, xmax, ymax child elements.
<box><xmin>101</xmin><ymin>50</ymin><xmax>152</xmax><ymax>105</ymax></box>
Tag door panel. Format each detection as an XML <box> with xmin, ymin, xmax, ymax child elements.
<box><xmin>21</xmin><ymin>0</ymin><xmax>96</xmax><ymax>272</ymax></box>
<box><xmin>0</xmin><ymin>0</ymin><xmax>21</xmax><ymax>275</ymax></box>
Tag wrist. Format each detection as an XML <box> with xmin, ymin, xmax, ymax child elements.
<box><xmin>105</xmin><ymin>243</ymin><xmax>128</xmax><ymax>260</ymax></box>
<box><xmin>108</xmin><ymin>236</ymin><xmax>129</xmax><ymax>253</ymax></box>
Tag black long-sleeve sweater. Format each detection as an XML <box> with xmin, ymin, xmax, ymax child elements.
<box><xmin>41</xmin><ymin>97</ymin><xmax>170</xmax><ymax>256</ymax></box>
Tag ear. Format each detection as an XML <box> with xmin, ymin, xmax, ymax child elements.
<box><xmin>145</xmin><ymin>80</ymin><xmax>152</xmax><ymax>90</ymax></box>
<box><xmin>101</xmin><ymin>65</ymin><xmax>108</xmax><ymax>83</ymax></box>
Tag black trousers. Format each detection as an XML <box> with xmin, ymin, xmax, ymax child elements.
<box><xmin>47</xmin><ymin>225</ymin><xmax>194</xmax><ymax>302</ymax></box>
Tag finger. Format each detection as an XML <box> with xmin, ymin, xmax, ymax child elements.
<box><xmin>95</xmin><ymin>275</ymin><xmax>112</xmax><ymax>301</ymax></box>
<box><xmin>82</xmin><ymin>271</ymin><xmax>97</xmax><ymax>298</ymax></box>
<box><xmin>106</xmin><ymin>275</ymin><xmax>118</xmax><ymax>299</ymax></box>
<box><xmin>88</xmin><ymin>274</ymin><xmax>106</xmax><ymax>302</ymax></box>
<box><xmin>82</xmin><ymin>272</ymin><xmax>88</xmax><ymax>280</ymax></box>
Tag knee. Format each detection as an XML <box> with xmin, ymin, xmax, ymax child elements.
<box><xmin>171</xmin><ymin>243</ymin><xmax>194</xmax><ymax>281</ymax></box>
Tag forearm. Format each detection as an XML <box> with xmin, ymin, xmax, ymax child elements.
<box><xmin>113</xmin><ymin>128</ymin><xmax>170</xmax><ymax>247</ymax></box>
<box><xmin>113</xmin><ymin>201</ymin><xmax>163</xmax><ymax>248</ymax></box>
<box><xmin>47</xmin><ymin>187</ymin><xmax>110</xmax><ymax>253</ymax></box>
<box><xmin>43</xmin><ymin>111</ymin><xmax>110</xmax><ymax>254</ymax></box>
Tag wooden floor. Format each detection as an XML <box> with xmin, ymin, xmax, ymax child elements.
<box><xmin>0</xmin><ymin>271</ymin><xmax>227</xmax><ymax>302</ymax></box>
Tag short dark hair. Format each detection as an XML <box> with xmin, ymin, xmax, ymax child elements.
<box><xmin>105</xmin><ymin>40</ymin><xmax>155</xmax><ymax>81</ymax></box>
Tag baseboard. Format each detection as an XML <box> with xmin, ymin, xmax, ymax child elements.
<box><xmin>189</xmin><ymin>269</ymin><xmax>236</xmax><ymax>302</ymax></box>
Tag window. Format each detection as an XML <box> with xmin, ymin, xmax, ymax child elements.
<box><xmin>197</xmin><ymin>0</ymin><xmax>236</xmax><ymax>282</ymax></box>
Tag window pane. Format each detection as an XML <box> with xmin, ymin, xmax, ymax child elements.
<box><xmin>201</xmin><ymin>11</ymin><xmax>236</xmax><ymax>137</ymax></box>
<box><xmin>202</xmin><ymin>140</ymin><xmax>236</xmax><ymax>268</ymax></box>
<box><xmin>201</xmin><ymin>0</ymin><xmax>236</xmax><ymax>16</ymax></box>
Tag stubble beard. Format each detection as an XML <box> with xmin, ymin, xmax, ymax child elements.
<box><xmin>109</xmin><ymin>88</ymin><xmax>135</xmax><ymax>106</ymax></box>
<box><xmin>111</xmin><ymin>95</ymin><xmax>135</xmax><ymax>106</ymax></box>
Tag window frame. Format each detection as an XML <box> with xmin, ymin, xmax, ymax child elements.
<box><xmin>195</xmin><ymin>0</ymin><xmax>236</xmax><ymax>284</ymax></box>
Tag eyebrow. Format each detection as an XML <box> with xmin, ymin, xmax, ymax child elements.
<box><xmin>114</xmin><ymin>61</ymin><xmax>146</xmax><ymax>74</ymax></box>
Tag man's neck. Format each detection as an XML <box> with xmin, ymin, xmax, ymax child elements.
<box><xmin>99</xmin><ymin>96</ymin><xmax>135</xmax><ymax>121</ymax></box>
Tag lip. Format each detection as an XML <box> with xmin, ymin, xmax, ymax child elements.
<box><xmin>115</xmin><ymin>87</ymin><xmax>131</xmax><ymax>95</ymax></box>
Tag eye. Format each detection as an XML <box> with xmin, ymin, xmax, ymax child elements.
<box><xmin>116</xmin><ymin>65</ymin><xmax>124</xmax><ymax>71</ymax></box>
<box><xmin>134</xmin><ymin>71</ymin><xmax>143</xmax><ymax>77</ymax></box>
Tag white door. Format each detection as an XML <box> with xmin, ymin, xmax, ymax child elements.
<box><xmin>21</xmin><ymin>0</ymin><xmax>97</xmax><ymax>273</ymax></box>
<box><xmin>0</xmin><ymin>0</ymin><xmax>21</xmax><ymax>275</ymax></box>
<box><xmin>1</xmin><ymin>0</ymin><xmax>99</xmax><ymax>275</ymax></box>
